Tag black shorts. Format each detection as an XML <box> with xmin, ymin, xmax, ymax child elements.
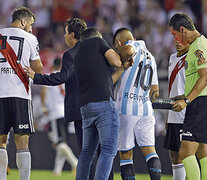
<box><xmin>182</xmin><ymin>96</ymin><xmax>207</xmax><ymax>143</ymax></box>
<box><xmin>163</xmin><ymin>123</ymin><xmax>183</xmax><ymax>151</ymax></box>
<box><xmin>48</xmin><ymin>117</ymin><xmax>67</xmax><ymax>144</ymax></box>
<box><xmin>0</xmin><ymin>97</ymin><xmax>35</xmax><ymax>134</ymax></box>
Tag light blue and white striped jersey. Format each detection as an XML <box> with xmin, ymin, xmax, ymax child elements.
<box><xmin>114</xmin><ymin>40</ymin><xmax>158</xmax><ymax>116</ymax></box>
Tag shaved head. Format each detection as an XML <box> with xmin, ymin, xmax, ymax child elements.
<box><xmin>113</xmin><ymin>27</ymin><xmax>134</xmax><ymax>51</ymax></box>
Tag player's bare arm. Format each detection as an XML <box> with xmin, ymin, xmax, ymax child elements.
<box><xmin>104</xmin><ymin>49</ymin><xmax>122</xmax><ymax>68</ymax></box>
<box><xmin>112</xmin><ymin>59</ymin><xmax>134</xmax><ymax>84</ymax></box>
<box><xmin>30</xmin><ymin>59</ymin><xmax>43</xmax><ymax>73</ymax></box>
<box><xmin>170</xmin><ymin>94</ymin><xmax>185</xmax><ymax>100</ymax></box>
<box><xmin>150</xmin><ymin>85</ymin><xmax>159</xmax><ymax>102</ymax></box>
<box><xmin>172</xmin><ymin>67</ymin><xmax>207</xmax><ymax>112</ymax></box>
<box><xmin>25</xmin><ymin>59</ymin><xmax>42</xmax><ymax>79</ymax></box>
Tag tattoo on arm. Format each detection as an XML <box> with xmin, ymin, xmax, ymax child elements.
<box><xmin>150</xmin><ymin>90</ymin><xmax>159</xmax><ymax>102</ymax></box>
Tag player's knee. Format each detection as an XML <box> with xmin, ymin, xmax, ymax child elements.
<box><xmin>179</xmin><ymin>148</ymin><xmax>188</xmax><ymax>160</ymax></box>
<box><xmin>120</xmin><ymin>161</ymin><xmax>135</xmax><ymax>180</ymax></box>
<box><xmin>0</xmin><ymin>135</ymin><xmax>8</xmax><ymax>148</ymax></box>
<box><xmin>14</xmin><ymin>134</ymin><xmax>29</xmax><ymax>150</ymax></box>
<box><xmin>169</xmin><ymin>151</ymin><xmax>182</xmax><ymax>164</ymax></box>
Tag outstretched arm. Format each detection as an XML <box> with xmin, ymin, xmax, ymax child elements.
<box><xmin>25</xmin><ymin>52</ymin><xmax>74</xmax><ymax>86</ymax></box>
<box><xmin>30</xmin><ymin>59</ymin><xmax>43</xmax><ymax>73</ymax></box>
<box><xmin>112</xmin><ymin>58</ymin><xmax>134</xmax><ymax>84</ymax></box>
<box><xmin>172</xmin><ymin>67</ymin><xmax>207</xmax><ymax>111</ymax></box>
<box><xmin>104</xmin><ymin>49</ymin><xmax>122</xmax><ymax>68</ymax></box>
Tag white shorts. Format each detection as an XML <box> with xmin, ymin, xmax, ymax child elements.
<box><xmin>118</xmin><ymin>114</ymin><xmax>155</xmax><ymax>151</ymax></box>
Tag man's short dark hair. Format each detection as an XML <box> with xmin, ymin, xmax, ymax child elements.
<box><xmin>80</xmin><ymin>28</ymin><xmax>102</xmax><ymax>41</ymax></box>
<box><xmin>12</xmin><ymin>6</ymin><xmax>35</xmax><ymax>22</ymax></box>
<box><xmin>113</xmin><ymin>27</ymin><xmax>130</xmax><ymax>45</ymax></box>
<box><xmin>169</xmin><ymin>13</ymin><xmax>195</xmax><ymax>31</ymax></box>
<box><xmin>64</xmin><ymin>18</ymin><xmax>87</xmax><ymax>40</ymax></box>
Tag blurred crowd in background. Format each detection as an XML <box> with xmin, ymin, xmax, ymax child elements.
<box><xmin>0</xmin><ymin>0</ymin><xmax>205</xmax><ymax>135</ymax></box>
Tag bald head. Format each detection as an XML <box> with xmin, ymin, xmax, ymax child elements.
<box><xmin>113</xmin><ymin>28</ymin><xmax>134</xmax><ymax>51</ymax></box>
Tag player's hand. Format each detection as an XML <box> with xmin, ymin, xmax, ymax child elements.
<box><xmin>122</xmin><ymin>58</ymin><xmax>134</xmax><ymax>70</ymax></box>
<box><xmin>24</xmin><ymin>66</ymin><xmax>35</xmax><ymax>80</ymax></box>
<box><xmin>171</xmin><ymin>99</ymin><xmax>187</xmax><ymax>112</ymax></box>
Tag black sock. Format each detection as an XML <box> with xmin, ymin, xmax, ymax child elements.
<box><xmin>120</xmin><ymin>164</ymin><xmax>135</xmax><ymax>180</ymax></box>
<box><xmin>147</xmin><ymin>157</ymin><xmax>161</xmax><ymax>180</ymax></box>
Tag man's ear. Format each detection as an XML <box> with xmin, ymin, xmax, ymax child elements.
<box><xmin>118</xmin><ymin>39</ymin><xmax>122</xmax><ymax>46</ymax></box>
<box><xmin>180</xmin><ymin>26</ymin><xmax>185</xmax><ymax>34</ymax></box>
<box><xmin>71</xmin><ymin>32</ymin><xmax>75</xmax><ymax>38</ymax></box>
<box><xmin>20</xmin><ymin>18</ymin><xmax>26</xmax><ymax>27</ymax></box>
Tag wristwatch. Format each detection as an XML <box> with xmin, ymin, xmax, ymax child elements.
<box><xmin>184</xmin><ymin>97</ymin><xmax>190</xmax><ymax>105</ymax></box>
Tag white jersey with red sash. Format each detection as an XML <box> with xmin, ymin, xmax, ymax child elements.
<box><xmin>0</xmin><ymin>27</ymin><xmax>40</xmax><ymax>100</ymax></box>
<box><xmin>168</xmin><ymin>52</ymin><xmax>186</xmax><ymax>124</ymax></box>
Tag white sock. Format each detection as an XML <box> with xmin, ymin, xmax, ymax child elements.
<box><xmin>0</xmin><ymin>148</ymin><xmax>8</xmax><ymax>180</ymax></box>
<box><xmin>57</xmin><ymin>142</ymin><xmax>78</xmax><ymax>169</ymax></box>
<box><xmin>53</xmin><ymin>149</ymin><xmax>66</xmax><ymax>174</ymax></box>
<box><xmin>172</xmin><ymin>163</ymin><xmax>186</xmax><ymax>180</ymax></box>
<box><xmin>16</xmin><ymin>149</ymin><xmax>31</xmax><ymax>180</ymax></box>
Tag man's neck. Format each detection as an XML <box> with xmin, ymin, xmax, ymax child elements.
<box><xmin>188</xmin><ymin>30</ymin><xmax>201</xmax><ymax>44</ymax></box>
<box><xmin>70</xmin><ymin>39</ymin><xmax>78</xmax><ymax>48</ymax></box>
<box><xmin>10</xmin><ymin>21</ymin><xmax>22</xmax><ymax>29</ymax></box>
<box><xmin>177</xmin><ymin>48</ymin><xmax>188</xmax><ymax>57</ymax></box>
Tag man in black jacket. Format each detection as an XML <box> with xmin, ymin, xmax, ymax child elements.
<box><xmin>25</xmin><ymin>18</ymin><xmax>87</xmax><ymax>152</ymax></box>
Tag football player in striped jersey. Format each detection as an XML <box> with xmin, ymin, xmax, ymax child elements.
<box><xmin>113</xmin><ymin>28</ymin><xmax>161</xmax><ymax>180</ymax></box>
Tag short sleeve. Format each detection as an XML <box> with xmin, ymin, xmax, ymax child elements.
<box><xmin>29</xmin><ymin>35</ymin><xmax>40</xmax><ymax>61</ymax></box>
<box><xmin>194</xmin><ymin>49</ymin><xmax>207</xmax><ymax>70</ymax></box>
<box><xmin>98</xmin><ymin>38</ymin><xmax>111</xmax><ymax>55</ymax></box>
<box><xmin>151</xmin><ymin>57</ymin><xmax>159</xmax><ymax>85</ymax></box>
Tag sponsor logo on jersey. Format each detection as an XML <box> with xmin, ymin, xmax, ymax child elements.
<box><xmin>19</xmin><ymin>124</ymin><xmax>29</xmax><ymax>129</ymax></box>
<box><xmin>124</xmin><ymin>92</ymin><xmax>149</xmax><ymax>101</ymax></box>
<box><xmin>194</xmin><ymin>49</ymin><xmax>207</xmax><ymax>65</ymax></box>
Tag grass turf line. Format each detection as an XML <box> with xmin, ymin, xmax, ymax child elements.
<box><xmin>7</xmin><ymin>169</ymin><xmax>172</xmax><ymax>180</ymax></box>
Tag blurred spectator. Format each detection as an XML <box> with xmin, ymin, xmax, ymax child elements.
<box><xmin>51</xmin><ymin>0</ymin><xmax>74</xmax><ymax>31</ymax></box>
<box><xmin>0</xmin><ymin>0</ymin><xmax>23</xmax><ymax>27</ymax></box>
<box><xmin>167</xmin><ymin>1</ymin><xmax>196</xmax><ymax>22</ymax></box>
<box><xmin>98</xmin><ymin>0</ymin><xmax>116</xmax><ymax>24</ymax></box>
<box><xmin>202</xmin><ymin>0</ymin><xmax>207</xmax><ymax>36</ymax></box>
<box><xmin>95</xmin><ymin>16</ymin><xmax>113</xmax><ymax>45</ymax></box>
<box><xmin>79</xmin><ymin>0</ymin><xmax>99</xmax><ymax>26</ymax></box>
<box><xmin>127</xmin><ymin>0</ymin><xmax>141</xmax><ymax>30</ymax></box>
<box><xmin>28</xmin><ymin>0</ymin><xmax>52</xmax><ymax>40</ymax></box>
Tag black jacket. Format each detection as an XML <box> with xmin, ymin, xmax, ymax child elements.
<box><xmin>34</xmin><ymin>42</ymin><xmax>81</xmax><ymax>123</ymax></box>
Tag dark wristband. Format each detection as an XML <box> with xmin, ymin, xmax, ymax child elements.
<box><xmin>184</xmin><ymin>97</ymin><xmax>190</xmax><ymax>105</ymax></box>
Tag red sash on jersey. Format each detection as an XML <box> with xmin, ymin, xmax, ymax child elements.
<box><xmin>169</xmin><ymin>55</ymin><xmax>186</xmax><ymax>95</ymax></box>
<box><xmin>0</xmin><ymin>33</ymin><xmax>29</xmax><ymax>93</ymax></box>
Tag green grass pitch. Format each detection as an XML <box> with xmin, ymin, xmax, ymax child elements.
<box><xmin>7</xmin><ymin>169</ymin><xmax>172</xmax><ymax>180</ymax></box>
